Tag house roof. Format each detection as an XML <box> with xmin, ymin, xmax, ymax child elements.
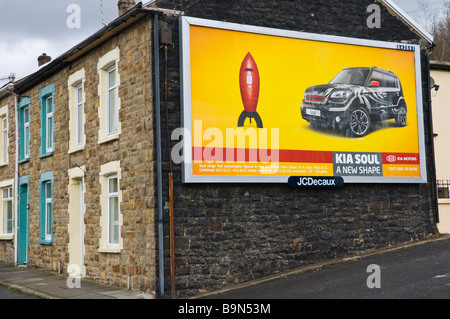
<box><xmin>14</xmin><ymin>4</ymin><xmax>182</xmax><ymax>94</ymax></box>
<box><xmin>381</xmin><ymin>0</ymin><xmax>434</xmax><ymax>45</ymax></box>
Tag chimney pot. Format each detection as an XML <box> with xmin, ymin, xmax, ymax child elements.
<box><xmin>118</xmin><ymin>0</ymin><xmax>136</xmax><ymax>16</ymax></box>
<box><xmin>38</xmin><ymin>53</ymin><xmax>52</xmax><ymax>67</ymax></box>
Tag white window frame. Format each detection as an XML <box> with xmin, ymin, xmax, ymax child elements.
<box><xmin>0</xmin><ymin>105</ymin><xmax>7</xmax><ymax>165</ymax></box>
<box><xmin>45</xmin><ymin>181</ymin><xmax>52</xmax><ymax>242</ymax></box>
<box><xmin>106</xmin><ymin>65</ymin><xmax>118</xmax><ymax>136</ymax></box>
<box><xmin>46</xmin><ymin>96</ymin><xmax>54</xmax><ymax>153</ymax></box>
<box><xmin>2</xmin><ymin>118</ymin><xmax>7</xmax><ymax>160</ymax></box>
<box><xmin>98</xmin><ymin>161</ymin><xmax>122</xmax><ymax>253</ymax></box>
<box><xmin>68</xmin><ymin>69</ymin><xmax>86</xmax><ymax>153</ymax></box>
<box><xmin>75</xmin><ymin>83</ymin><xmax>84</xmax><ymax>146</ymax></box>
<box><xmin>24</xmin><ymin>106</ymin><xmax>30</xmax><ymax>159</ymax></box>
<box><xmin>2</xmin><ymin>187</ymin><xmax>12</xmax><ymax>235</ymax></box>
<box><xmin>107</xmin><ymin>175</ymin><xmax>119</xmax><ymax>246</ymax></box>
<box><xmin>97</xmin><ymin>47</ymin><xmax>121</xmax><ymax>144</ymax></box>
<box><xmin>0</xmin><ymin>180</ymin><xmax>14</xmax><ymax>240</ymax></box>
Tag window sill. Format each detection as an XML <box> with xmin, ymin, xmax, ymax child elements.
<box><xmin>19</xmin><ymin>157</ymin><xmax>30</xmax><ymax>164</ymax></box>
<box><xmin>98</xmin><ymin>133</ymin><xmax>120</xmax><ymax>145</ymax></box>
<box><xmin>38</xmin><ymin>151</ymin><xmax>54</xmax><ymax>159</ymax></box>
<box><xmin>98</xmin><ymin>246</ymin><xmax>121</xmax><ymax>254</ymax></box>
<box><xmin>0</xmin><ymin>234</ymin><xmax>13</xmax><ymax>240</ymax></box>
<box><xmin>0</xmin><ymin>162</ymin><xmax>7</xmax><ymax>167</ymax></box>
<box><xmin>38</xmin><ymin>238</ymin><xmax>54</xmax><ymax>245</ymax></box>
<box><xmin>68</xmin><ymin>145</ymin><xmax>85</xmax><ymax>154</ymax></box>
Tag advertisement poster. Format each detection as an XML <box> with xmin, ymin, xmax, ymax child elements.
<box><xmin>179</xmin><ymin>17</ymin><xmax>427</xmax><ymax>183</ymax></box>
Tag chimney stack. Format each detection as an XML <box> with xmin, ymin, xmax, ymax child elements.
<box><xmin>38</xmin><ymin>53</ymin><xmax>52</xmax><ymax>67</ymax></box>
<box><xmin>118</xmin><ymin>0</ymin><xmax>136</xmax><ymax>16</ymax></box>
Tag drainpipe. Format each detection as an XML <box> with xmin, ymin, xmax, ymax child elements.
<box><xmin>426</xmin><ymin>44</ymin><xmax>439</xmax><ymax>225</ymax></box>
<box><xmin>13</xmin><ymin>92</ymin><xmax>19</xmax><ymax>266</ymax></box>
<box><xmin>154</xmin><ymin>13</ymin><xmax>165</xmax><ymax>298</ymax></box>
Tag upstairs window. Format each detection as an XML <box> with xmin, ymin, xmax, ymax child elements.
<box><xmin>107</xmin><ymin>65</ymin><xmax>118</xmax><ymax>136</ymax></box>
<box><xmin>68</xmin><ymin>68</ymin><xmax>86</xmax><ymax>153</ymax></box>
<box><xmin>76</xmin><ymin>83</ymin><xmax>84</xmax><ymax>146</ymax></box>
<box><xmin>18</xmin><ymin>97</ymin><xmax>31</xmax><ymax>162</ymax></box>
<box><xmin>97</xmin><ymin>47</ymin><xmax>121</xmax><ymax>144</ymax></box>
<box><xmin>0</xmin><ymin>105</ymin><xmax>8</xmax><ymax>165</ymax></box>
<box><xmin>39</xmin><ymin>84</ymin><xmax>55</xmax><ymax>157</ymax></box>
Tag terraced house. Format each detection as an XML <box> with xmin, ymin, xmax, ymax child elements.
<box><xmin>0</xmin><ymin>0</ymin><xmax>441</xmax><ymax>299</ymax></box>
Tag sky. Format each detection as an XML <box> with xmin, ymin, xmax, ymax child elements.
<box><xmin>0</xmin><ymin>0</ymin><xmax>444</xmax><ymax>85</ymax></box>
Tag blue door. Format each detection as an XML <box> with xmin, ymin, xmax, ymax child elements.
<box><xmin>17</xmin><ymin>178</ymin><xmax>29</xmax><ymax>266</ymax></box>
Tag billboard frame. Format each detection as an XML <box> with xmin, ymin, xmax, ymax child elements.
<box><xmin>179</xmin><ymin>16</ymin><xmax>427</xmax><ymax>184</ymax></box>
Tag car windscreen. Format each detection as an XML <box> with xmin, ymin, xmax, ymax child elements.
<box><xmin>329</xmin><ymin>69</ymin><xmax>370</xmax><ymax>86</ymax></box>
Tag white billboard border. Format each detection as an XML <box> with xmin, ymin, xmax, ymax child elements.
<box><xmin>179</xmin><ymin>16</ymin><xmax>427</xmax><ymax>184</ymax></box>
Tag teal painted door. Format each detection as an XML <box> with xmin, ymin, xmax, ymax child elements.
<box><xmin>17</xmin><ymin>184</ymin><xmax>29</xmax><ymax>266</ymax></box>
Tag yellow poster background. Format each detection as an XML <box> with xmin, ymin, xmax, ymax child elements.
<box><xmin>190</xmin><ymin>25</ymin><xmax>419</xmax><ymax>155</ymax></box>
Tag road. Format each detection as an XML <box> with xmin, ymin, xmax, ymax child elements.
<box><xmin>0</xmin><ymin>285</ymin><xmax>40</xmax><ymax>299</ymax></box>
<box><xmin>202</xmin><ymin>236</ymin><xmax>450</xmax><ymax>299</ymax></box>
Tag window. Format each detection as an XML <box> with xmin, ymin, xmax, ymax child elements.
<box><xmin>0</xmin><ymin>180</ymin><xmax>14</xmax><ymax>240</ymax></box>
<box><xmin>97</xmin><ymin>47</ymin><xmax>121</xmax><ymax>144</ymax></box>
<box><xmin>107</xmin><ymin>175</ymin><xmax>119</xmax><ymax>245</ymax></box>
<box><xmin>24</xmin><ymin>107</ymin><xmax>30</xmax><ymax>158</ymax></box>
<box><xmin>0</xmin><ymin>105</ymin><xmax>8</xmax><ymax>165</ymax></box>
<box><xmin>68</xmin><ymin>68</ymin><xmax>86</xmax><ymax>153</ymax></box>
<box><xmin>39</xmin><ymin>172</ymin><xmax>54</xmax><ymax>244</ymax></box>
<box><xmin>438</xmin><ymin>180</ymin><xmax>450</xmax><ymax>199</ymax></box>
<box><xmin>98</xmin><ymin>161</ymin><xmax>122</xmax><ymax>253</ymax></box>
<box><xmin>46</xmin><ymin>96</ymin><xmax>54</xmax><ymax>153</ymax></box>
<box><xmin>3</xmin><ymin>187</ymin><xmax>12</xmax><ymax>234</ymax></box>
<box><xmin>39</xmin><ymin>84</ymin><xmax>55</xmax><ymax>157</ymax></box>
<box><xmin>45</xmin><ymin>182</ymin><xmax>52</xmax><ymax>241</ymax></box>
<box><xmin>18</xmin><ymin>97</ymin><xmax>31</xmax><ymax>162</ymax></box>
<box><xmin>107</xmin><ymin>65</ymin><xmax>118</xmax><ymax>135</ymax></box>
<box><xmin>2</xmin><ymin>117</ymin><xmax>7</xmax><ymax>162</ymax></box>
<box><xmin>76</xmin><ymin>84</ymin><xmax>84</xmax><ymax>146</ymax></box>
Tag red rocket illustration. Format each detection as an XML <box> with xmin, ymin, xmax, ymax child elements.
<box><xmin>238</xmin><ymin>52</ymin><xmax>263</xmax><ymax>128</ymax></box>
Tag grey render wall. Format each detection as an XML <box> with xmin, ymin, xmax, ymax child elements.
<box><xmin>152</xmin><ymin>0</ymin><xmax>438</xmax><ymax>298</ymax></box>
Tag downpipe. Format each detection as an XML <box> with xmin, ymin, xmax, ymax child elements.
<box><xmin>426</xmin><ymin>44</ymin><xmax>439</xmax><ymax>225</ymax></box>
<box><xmin>154</xmin><ymin>13</ymin><xmax>165</xmax><ymax>297</ymax></box>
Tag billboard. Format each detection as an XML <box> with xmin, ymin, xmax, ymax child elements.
<box><xmin>179</xmin><ymin>16</ymin><xmax>427</xmax><ymax>184</ymax></box>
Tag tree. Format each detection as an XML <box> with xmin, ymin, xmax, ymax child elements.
<box><xmin>414</xmin><ymin>0</ymin><xmax>450</xmax><ymax>61</ymax></box>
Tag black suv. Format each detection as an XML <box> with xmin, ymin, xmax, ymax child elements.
<box><xmin>300</xmin><ymin>67</ymin><xmax>407</xmax><ymax>137</ymax></box>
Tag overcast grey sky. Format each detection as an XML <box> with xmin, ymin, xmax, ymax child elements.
<box><xmin>0</xmin><ymin>0</ymin><xmax>442</xmax><ymax>84</ymax></box>
<box><xmin>0</xmin><ymin>0</ymin><xmax>122</xmax><ymax>82</ymax></box>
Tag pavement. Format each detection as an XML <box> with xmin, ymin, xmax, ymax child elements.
<box><xmin>0</xmin><ymin>263</ymin><xmax>152</xmax><ymax>299</ymax></box>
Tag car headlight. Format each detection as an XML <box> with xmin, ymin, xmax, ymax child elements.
<box><xmin>330</xmin><ymin>90</ymin><xmax>352</xmax><ymax>103</ymax></box>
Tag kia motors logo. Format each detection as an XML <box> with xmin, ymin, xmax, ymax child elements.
<box><xmin>386</xmin><ymin>155</ymin><xmax>396</xmax><ymax>163</ymax></box>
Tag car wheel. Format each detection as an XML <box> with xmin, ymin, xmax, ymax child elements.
<box><xmin>395</xmin><ymin>104</ymin><xmax>407</xmax><ymax>127</ymax></box>
<box><xmin>349</xmin><ymin>107</ymin><xmax>371</xmax><ymax>137</ymax></box>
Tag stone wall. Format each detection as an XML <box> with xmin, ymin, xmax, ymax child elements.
<box><xmin>151</xmin><ymin>0</ymin><xmax>439</xmax><ymax>297</ymax></box>
<box><xmin>0</xmin><ymin>92</ymin><xmax>16</xmax><ymax>264</ymax></box>
<box><xmin>14</xmin><ymin>17</ymin><xmax>157</xmax><ymax>294</ymax></box>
